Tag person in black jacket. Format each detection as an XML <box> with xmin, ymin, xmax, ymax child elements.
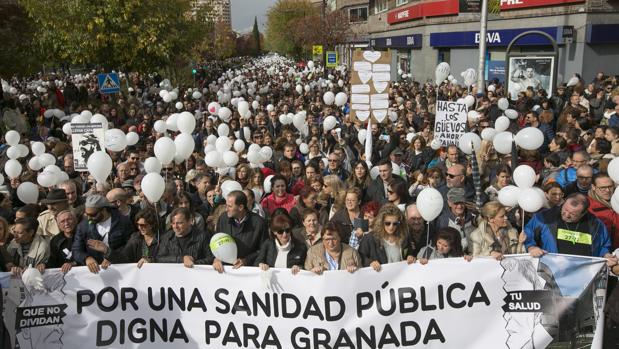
<box><xmin>255</xmin><ymin>214</ymin><xmax>307</xmax><ymax>274</ymax></box>
<box><xmin>156</xmin><ymin>207</ymin><xmax>213</xmax><ymax>268</ymax></box>
<box><xmin>358</xmin><ymin>203</ymin><xmax>416</xmax><ymax>271</ymax></box>
<box><xmin>48</xmin><ymin>210</ymin><xmax>77</xmax><ymax>273</ymax></box>
<box><xmin>110</xmin><ymin>208</ymin><xmax>160</xmax><ymax>268</ymax></box>
<box><xmin>213</xmin><ymin>191</ymin><xmax>268</xmax><ymax>272</ymax></box>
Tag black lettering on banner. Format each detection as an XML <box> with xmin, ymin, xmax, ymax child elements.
<box><xmin>313</xmin><ymin>328</ymin><xmax>331</xmax><ymax>348</ymax></box>
<box><xmin>356</xmin><ymin>292</ymin><xmax>373</xmax><ymax>318</ymax></box>
<box><xmin>77</xmin><ymin>290</ymin><xmax>95</xmax><ymax>314</ymax></box>
<box><xmin>400</xmin><ymin>321</ymin><xmax>421</xmax><ymax>345</ymax></box>
<box><xmin>325</xmin><ymin>296</ymin><xmax>345</xmax><ymax>321</ymax></box>
<box><xmin>232</xmin><ymin>291</ymin><xmax>251</xmax><ymax>315</ymax></box>
<box><xmin>215</xmin><ymin>288</ymin><xmax>230</xmax><ymax>314</ymax></box>
<box><xmin>333</xmin><ymin>328</ymin><xmax>355</xmax><ymax>348</ymax></box>
<box><xmin>97</xmin><ymin>320</ymin><xmax>116</xmax><ymax>346</ymax></box>
<box><xmin>291</xmin><ymin>327</ymin><xmax>310</xmax><ymax>349</ymax></box>
<box><xmin>204</xmin><ymin>320</ymin><xmax>220</xmax><ymax>345</ymax></box>
<box><xmin>222</xmin><ymin>322</ymin><xmax>242</xmax><ymax>346</ymax></box>
<box><xmin>188</xmin><ymin>288</ymin><xmax>207</xmax><ymax>312</ymax></box>
<box><xmin>302</xmin><ymin>296</ymin><xmax>324</xmax><ymax>320</ymax></box>
<box><xmin>120</xmin><ymin>288</ymin><xmax>138</xmax><ymax>311</ymax></box>
<box><xmin>15</xmin><ymin>304</ymin><xmax>67</xmax><ymax>331</ymax></box>
<box><xmin>502</xmin><ymin>290</ymin><xmax>553</xmax><ymax>312</ymax></box>
<box><xmin>356</xmin><ymin>326</ymin><xmax>376</xmax><ymax>348</ymax></box>
<box><xmin>376</xmin><ymin>282</ymin><xmax>396</xmax><ymax>316</ymax></box>
<box><xmin>282</xmin><ymin>293</ymin><xmax>301</xmax><ymax>318</ymax></box>
<box><xmin>378</xmin><ymin>324</ymin><xmax>399</xmax><ymax>347</ymax></box>
<box><xmin>98</xmin><ymin>287</ymin><xmax>118</xmax><ymax>312</ymax></box>
<box><xmin>468</xmin><ymin>282</ymin><xmax>491</xmax><ymax>307</ymax></box>
<box><xmin>128</xmin><ymin>318</ymin><xmax>147</xmax><ymax>344</ymax></box>
<box><xmin>148</xmin><ymin>287</ymin><xmax>165</xmax><ymax>311</ymax></box>
<box><xmin>446</xmin><ymin>283</ymin><xmax>466</xmax><ymax>308</ymax></box>
<box><xmin>243</xmin><ymin>323</ymin><xmax>261</xmax><ymax>348</ymax></box>
<box><xmin>424</xmin><ymin>319</ymin><xmax>446</xmax><ymax>344</ymax></box>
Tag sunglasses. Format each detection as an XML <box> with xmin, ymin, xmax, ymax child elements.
<box><xmin>86</xmin><ymin>209</ymin><xmax>102</xmax><ymax>218</ymax></box>
<box><xmin>446</xmin><ymin>173</ymin><xmax>461</xmax><ymax>179</ymax></box>
<box><xmin>137</xmin><ymin>223</ymin><xmax>150</xmax><ymax>228</ymax></box>
<box><xmin>274</xmin><ymin>229</ymin><xmax>291</xmax><ymax>235</ymax></box>
<box><xmin>384</xmin><ymin>221</ymin><xmax>400</xmax><ymax>227</ymax></box>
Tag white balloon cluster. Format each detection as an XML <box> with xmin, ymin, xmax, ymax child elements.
<box><xmin>497</xmin><ymin>164</ymin><xmax>545</xmax><ymax>212</ymax></box>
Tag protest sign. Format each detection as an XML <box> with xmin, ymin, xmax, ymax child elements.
<box><xmin>2</xmin><ymin>254</ymin><xmax>606</xmax><ymax>349</ymax></box>
<box><xmin>434</xmin><ymin>100</ymin><xmax>468</xmax><ymax>147</ymax></box>
<box><xmin>350</xmin><ymin>50</ymin><xmax>392</xmax><ymax>124</ymax></box>
<box><xmin>70</xmin><ymin>123</ymin><xmax>105</xmax><ymax>171</ymax></box>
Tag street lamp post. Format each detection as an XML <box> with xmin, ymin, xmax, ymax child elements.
<box><xmin>476</xmin><ymin>0</ymin><xmax>489</xmax><ymax>93</ymax></box>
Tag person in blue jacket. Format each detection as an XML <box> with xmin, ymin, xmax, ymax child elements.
<box><xmin>524</xmin><ymin>193</ymin><xmax>617</xmax><ymax>265</ymax></box>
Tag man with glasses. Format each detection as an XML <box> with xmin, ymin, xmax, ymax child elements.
<box><xmin>323</xmin><ymin>153</ymin><xmax>348</xmax><ymax>181</ymax></box>
<box><xmin>556</xmin><ymin>151</ymin><xmax>590</xmax><ymax>188</ymax></box>
<box><xmin>588</xmin><ymin>174</ymin><xmax>619</xmax><ymax>250</ymax></box>
<box><xmin>564</xmin><ymin>165</ymin><xmax>593</xmax><ymax>196</ymax></box>
<box><xmin>72</xmin><ymin>195</ymin><xmax>134</xmax><ymax>274</ymax></box>
<box><xmin>37</xmin><ymin>189</ymin><xmax>70</xmax><ymax>240</ymax></box>
<box><xmin>48</xmin><ymin>210</ymin><xmax>78</xmax><ymax>273</ymax></box>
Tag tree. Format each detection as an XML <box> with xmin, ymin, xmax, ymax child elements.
<box><xmin>18</xmin><ymin>0</ymin><xmax>213</xmax><ymax>72</ymax></box>
<box><xmin>291</xmin><ymin>9</ymin><xmax>352</xmax><ymax>54</ymax></box>
<box><xmin>252</xmin><ymin>16</ymin><xmax>261</xmax><ymax>56</ymax></box>
<box><xmin>265</xmin><ymin>0</ymin><xmax>318</xmax><ymax>59</ymax></box>
<box><xmin>0</xmin><ymin>2</ymin><xmax>40</xmax><ymax>76</ymax></box>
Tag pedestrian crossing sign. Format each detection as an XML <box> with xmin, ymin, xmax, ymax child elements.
<box><xmin>97</xmin><ymin>73</ymin><xmax>120</xmax><ymax>94</ymax></box>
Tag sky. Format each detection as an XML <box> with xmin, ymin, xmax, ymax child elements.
<box><xmin>231</xmin><ymin>0</ymin><xmax>279</xmax><ymax>33</ymax></box>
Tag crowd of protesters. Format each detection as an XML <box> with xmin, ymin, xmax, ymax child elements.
<box><xmin>1</xmin><ymin>56</ymin><xmax>619</xmax><ymax>346</ymax></box>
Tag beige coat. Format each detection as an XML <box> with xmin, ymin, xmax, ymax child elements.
<box><xmin>37</xmin><ymin>210</ymin><xmax>61</xmax><ymax>239</ymax></box>
<box><xmin>469</xmin><ymin>220</ymin><xmax>524</xmax><ymax>257</ymax></box>
<box><xmin>304</xmin><ymin>242</ymin><xmax>361</xmax><ymax>271</ymax></box>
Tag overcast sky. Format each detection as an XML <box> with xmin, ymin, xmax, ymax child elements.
<box><xmin>231</xmin><ymin>0</ymin><xmax>279</xmax><ymax>33</ymax></box>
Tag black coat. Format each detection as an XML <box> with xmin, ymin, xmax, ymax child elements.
<box><xmin>216</xmin><ymin>211</ymin><xmax>269</xmax><ymax>265</ymax></box>
<box><xmin>72</xmin><ymin>209</ymin><xmax>134</xmax><ymax>265</ymax></box>
<box><xmin>254</xmin><ymin>238</ymin><xmax>307</xmax><ymax>268</ymax></box>
<box><xmin>329</xmin><ymin>208</ymin><xmax>362</xmax><ymax>243</ymax></box>
<box><xmin>109</xmin><ymin>232</ymin><xmax>159</xmax><ymax>264</ymax></box>
<box><xmin>48</xmin><ymin>232</ymin><xmax>75</xmax><ymax>268</ymax></box>
<box><xmin>358</xmin><ymin>233</ymin><xmax>416</xmax><ymax>267</ymax></box>
<box><xmin>156</xmin><ymin>227</ymin><xmax>213</xmax><ymax>264</ymax></box>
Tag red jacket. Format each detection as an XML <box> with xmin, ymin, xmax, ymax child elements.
<box><xmin>261</xmin><ymin>193</ymin><xmax>297</xmax><ymax>216</ymax></box>
<box><xmin>588</xmin><ymin>197</ymin><xmax>619</xmax><ymax>250</ymax></box>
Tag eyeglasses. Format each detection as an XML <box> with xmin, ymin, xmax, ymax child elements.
<box><xmin>446</xmin><ymin>173</ymin><xmax>462</xmax><ymax>179</ymax></box>
<box><xmin>274</xmin><ymin>229</ymin><xmax>291</xmax><ymax>235</ymax></box>
<box><xmin>577</xmin><ymin>176</ymin><xmax>592</xmax><ymax>180</ymax></box>
<box><xmin>384</xmin><ymin>221</ymin><xmax>401</xmax><ymax>227</ymax></box>
<box><xmin>328</xmin><ymin>159</ymin><xmax>338</xmax><ymax>163</ymax></box>
<box><xmin>596</xmin><ymin>185</ymin><xmax>614</xmax><ymax>191</ymax></box>
<box><xmin>323</xmin><ymin>237</ymin><xmax>338</xmax><ymax>243</ymax></box>
<box><xmin>137</xmin><ymin>223</ymin><xmax>150</xmax><ymax>228</ymax></box>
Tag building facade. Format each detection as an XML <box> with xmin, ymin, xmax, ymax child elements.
<box><xmin>197</xmin><ymin>0</ymin><xmax>231</xmax><ymax>26</ymax></box>
<box><xmin>336</xmin><ymin>0</ymin><xmax>619</xmax><ymax>84</ymax></box>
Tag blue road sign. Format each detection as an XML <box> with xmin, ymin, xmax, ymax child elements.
<box><xmin>97</xmin><ymin>73</ymin><xmax>120</xmax><ymax>94</ymax></box>
<box><xmin>326</xmin><ymin>51</ymin><xmax>338</xmax><ymax>67</ymax></box>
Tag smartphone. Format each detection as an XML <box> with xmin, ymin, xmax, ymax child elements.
<box><xmin>353</xmin><ymin>218</ymin><xmax>369</xmax><ymax>231</ymax></box>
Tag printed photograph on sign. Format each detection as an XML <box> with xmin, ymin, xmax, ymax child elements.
<box><xmin>507</xmin><ymin>56</ymin><xmax>554</xmax><ymax>100</ymax></box>
<box><xmin>70</xmin><ymin>123</ymin><xmax>105</xmax><ymax>171</ymax></box>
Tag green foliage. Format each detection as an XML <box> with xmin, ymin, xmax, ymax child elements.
<box><xmin>252</xmin><ymin>16</ymin><xmax>261</xmax><ymax>56</ymax></box>
<box><xmin>0</xmin><ymin>3</ymin><xmax>41</xmax><ymax>76</ymax></box>
<box><xmin>18</xmin><ymin>0</ymin><xmax>213</xmax><ymax>72</ymax></box>
<box><xmin>265</xmin><ymin>0</ymin><xmax>318</xmax><ymax>58</ymax></box>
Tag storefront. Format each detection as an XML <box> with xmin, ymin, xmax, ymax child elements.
<box><xmin>369</xmin><ymin>33</ymin><xmax>423</xmax><ymax>80</ymax></box>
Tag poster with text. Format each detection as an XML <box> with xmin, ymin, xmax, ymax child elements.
<box><xmin>70</xmin><ymin>123</ymin><xmax>105</xmax><ymax>171</ymax></box>
<box><xmin>434</xmin><ymin>100</ymin><xmax>468</xmax><ymax>147</ymax></box>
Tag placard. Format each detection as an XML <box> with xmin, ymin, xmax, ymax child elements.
<box><xmin>350</xmin><ymin>50</ymin><xmax>392</xmax><ymax>123</ymax></box>
<box><xmin>70</xmin><ymin>123</ymin><xmax>106</xmax><ymax>171</ymax></box>
<box><xmin>433</xmin><ymin>101</ymin><xmax>468</xmax><ymax>146</ymax></box>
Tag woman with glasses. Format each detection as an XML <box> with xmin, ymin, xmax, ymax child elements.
<box><xmin>304</xmin><ymin>222</ymin><xmax>361</xmax><ymax>274</ymax></box>
<box><xmin>469</xmin><ymin>201</ymin><xmax>525</xmax><ymax>260</ymax></box>
<box><xmin>329</xmin><ymin>187</ymin><xmax>363</xmax><ymax>244</ymax></box>
<box><xmin>255</xmin><ymin>214</ymin><xmax>307</xmax><ymax>274</ymax></box>
<box><xmin>485</xmin><ymin>165</ymin><xmax>512</xmax><ymax>202</ymax></box>
<box><xmin>358</xmin><ymin>204</ymin><xmax>416</xmax><ymax>271</ymax></box>
<box><xmin>109</xmin><ymin>209</ymin><xmax>159</xmax><ymax>268</ymax></box>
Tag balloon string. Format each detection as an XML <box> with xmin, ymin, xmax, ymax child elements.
<box><xmin>521</xmin><ymin>208</ymin><xmax>525</xmax><ymax>231</ymax></box>
<box><xmin>425</xmin><ymin>221</ymin><xmax>430</xmax><ymax>248</ymax></box>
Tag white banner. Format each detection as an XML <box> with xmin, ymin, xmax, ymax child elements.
<box><xmin>434</xmin><ymin>101</ymin><xmax>468</xmax><ymax>147</ymax></box>
<box><xmin>2</xmin><ymin>254</ymin><xmax>607</xmax><ymax>349</ymax></box>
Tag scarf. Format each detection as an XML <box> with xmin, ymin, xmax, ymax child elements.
<box><xmin>589</xmin><ymin>188</ymin><xmax>611</xmax><ymax>209</ymax></box>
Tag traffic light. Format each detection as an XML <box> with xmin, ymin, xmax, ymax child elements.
<box><xmin>192</xmin><ymin>68</ymin><xmax>197</xmax><ymax>75</ymax></box>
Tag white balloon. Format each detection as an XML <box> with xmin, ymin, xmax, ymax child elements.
<box><xmin>4</xmin><ymin>159</ymin><xmax>22</xmax><ymax>178</ymax></box>
<box><xmin>62</xmin><ymin>123</ymin><xmax>72</xmax><ymax>135</ymax></box>
<box><xmin>168</xmin><ymin>91</ymin><xmax>178</xmax><ymax>101</ymax></box>
<box><xmin>7</xmin><ymin>146</ymin><xmax>20</xmax><ymax>160</ymax></box>
<box><xmin>86</xmin><ymin>151</ymin><xmax>113</xmax><ymax>183</ymax></box>
<box><xmin>154</xmin><ymin>137</ymin><xmax>176</xmax><ymax>165</ymax></box>
<box><xmin>458</xmin><ymin>132</ymin><xmax>481</xmax><ymax>155</ymax></box>
<box><xmin>299</xmin><ymin>143</ymin><xmax>309</xmax><ymax>154</ymax></box>
<box><xmin>38</xmin><ymin>153</ymin><xmax>56</xmax><ymax>167</ymax></box>
<box><xmin>218</xmin><ymin>107</ymin><xmax>232</xmax><ymax>122</ymax></box>
<box><xmin>416</xmin><ymin>188</ymin><xmax>444</xmax><ymax>221</ymax></box>
<box><xmin>296</xmin><ymin>85</ymin><xmax>303</xmax><ymax>94</ymax></box>
<box><xmin>177</xmin><ymin>112</ymin><xmax>196</xmax><ymax>134</ymax></box>
<box><xmin>464</xmin><ymin>95</ymin><xmax>475</xmax><ymax>108</ymax></box>
<box><xmin>515</xmin><ymin>127</ymin><xmax>544</xmax><ymax>151</ymax></box>
<box><xmin>307</xmin><ymin>61</ymin><xmax>315</xmax><ymax>69</ymax></box>
<box><xmin>334</xmin><ymin>92</ymin><xmax>348</xmax><ymax>107</ymax></box>
<box><xmin>5</xmin><ymin>130</ymin><xmax>20</xmax><ymax>146</ymax></box>
<box><xmin>166</xmin><ymin>113</ymin><xmax>179</xmax><ymax>132</ymax></box>
<box><xmin>430</xmin><ymin>139</ymin><xmax>442</xmax><ymax>150</ymax></box>
<box><xmin>91</xmin><ymin>114</ymin><xmax>109</xmax><ymax>129</ymax></box>
<box><xmin>17</xmin><ymin>182</ymin><xmax>39</xmax><ymax>204</ymax></box>
<box><xmin>217</xmin><ymin>123</ymin><xmax>230</xmax><ymax>137</ymax></box>
<box><xmin>495</xmin><ymin>116</ymin><xmax>510</xmax><ymax>132</ymax></box>
<box><xmin>608</xmin><ymin>158</ymin><xmax>619</xmax><ymax>183</ymax></box>
<box><xmin>207</xmin><ymin>102</ymin><xmax>221</xmax><ymax>115</ymax></box>
<box><xmin>215</xmin><ymin>136</ymin><xmax>231</xmax><ymax>153</ymax></box>
<box><xmin>223</xmin><ymin>151</ymin><xmax>239</xmax><ymax>167</ymax></box>
<box><xmin>461</xmin><ymin>68</ymin><xmax>477</xmax><ymax>87</ymax></box>
<box><xmin>80</xmin><ymin>110</ymin><xmax>93</xmax><ymax>119</ymax></box>
<box><xmin>259</xmin><ymin>146</ymin><xmax>273</xmax><ymax>162</ymax></box>
<box><xmin>44</xmin><ymin>109</ymin><xmax>54</xmax><ymax>119</ymax></box>
<box><xmin>175</xmin><ymin>102</ymin><xmax>183</xmax><ymax>110</ymax></box>
<box><xmin>498</xmin><ymin>98</ymin><xmax>509</xmax><ymax>111</ymax></box>
<box><xmin>104</xmin><ymin>128</ymin><xmax>127</xmax><ymax>152</ymax></box>
<box><xmin>323</xmin><ymin>91</ymin><xmax>335</xmax><ymax>105</ymax></box>
<box><xmin>28</xmin><ymin>157</ymin><xmax>43</xmax><ymax>171</ymax></box>
<box><xmin>611</xmin><ymin>191</ymin><xmax>619</xmax><ymax>213</ymax></box>
<box><xmin>292</xmin><ymin>113</ymin><xmax>306</xmax><ymax>129</ymax></box>
<box><xmin>518</xmin><ymin>188</ymin><xmax>544</xmax><ymax>212</ymax></box>
<box><xmin>498</xmin><ymin>185</ymin><xmax>522</xmax><ymax>207</ymax></box>
<box><xmin>221</xmin><ymin>180</ymin><xmax>243</xmax><ymax>198</ymax></box>
<box><xmin>142</xmin><ymin>157</ymin><xmax>161</xmax><ymax>175</ymax></box>
<box><xmin>252</xmin><ymin>101</ymin><xmax>259</xmax><ymax>110</ymax></box>
<box><xmin>154</xmin><ymin>120</ymin><xmax>167</xmax><ymax>133</ymax></box>
<box><xmin>493</xmin><ymin>131</ymin><xmax>514</xmax><ymax>154</ymax></box>
<box><xmin>505</xmin><ymin>109</ymin><xmax>518</xmax><ymax>120</ymax></box>
<box><xmin>192</xmin><ymin>91</ymin><xmax>202</xmax><ymax>100</ymax></box>
<box><xmin>481</xmin><ymin>127</ymin><xmax>497</xmax><ymax>141</ymax></box>
<box><xmin>233</xmin><ymin>139</ymin><xmax>245</xmax><ymax>152</ymax></box>
<box><xmin>513</xmin><ymin>165</ymin><xmax>536</xmax><ymax>188</ymax></box>
<box><xmin>142</xmin><ymin>173</ymin><xmax>166</xmax><ymax>202</ymax></box>
<box><xmin>467</xmin><ymin>110</ymin><xmax>480</xmax><ymax>123</ymax></box>
<box><xmin>266</xmin><ymin>104</ymin><xmax>274</xmax><ymax>112</ymax></box>
<box><xmin>435</xmin><ymin>62</ymin><xmax>450</xmax><ymax>85</ymax></box>
<box><xmin>238</xmin><ymin>101</ymin><xmax>249</xmax><ymax>116</ymax></box>
<box><xmin>205</xmin><ymin>151</ymin><xmax>224</xmax><ymax>168</ymax></box>
<box><xmin>37</xmin><ymin>172</ymin><xmax>57</xmax><ymax>188</ymax></box>
<box><xmin>324</xmin><ymin>116</ymin><xmax>337</xmax><ymax>131</ymax></box>
<box><xmin>263</xmin><ymin>175</ymin><xmax>274</xmax><ymax>193</ymax></box>
<box><xmin>126</xmin><ymin>132</ymin><xmax>139</xmax><ymax>146</ymax></box>
<box><xmin>174</xmin><ymin>133</ymin><xmax>195</xmax><ymax>160</ymax></box>
<box><xmin>210</xmin><ymin>233</ymin><xmax>237</xmax><ymax>264</ymax></box>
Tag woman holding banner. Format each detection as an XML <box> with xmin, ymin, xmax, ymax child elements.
<box><xmin>469</xmin><ymin>201</ymin><xmax>526</xmax><ymax>260</ymax></box>
<box><xmin>304</xmin><ymin>222</ymin><xmax>361</xmax><ymax>274</ymax></box>
<box><xmin>255</xmin><ymin>214</ymin><xmax>307</xmax><ymax>274</ymax></box>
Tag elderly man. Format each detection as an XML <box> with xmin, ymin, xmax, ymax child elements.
<box><xmin>214</xmin><ymin>191</ymin><xmax>268</xmax><ymax>272</ymax></box>
<box><xmin>436</xmin><ymin>188</ymin><xmax>476</xmax><ymax>253</ymax></box>
<box><xmin>525</xmin><ymin>193</ymin><xmax>616</xmax><ymax>263</ymax></box>
<box><xmin>48</xmin><ymin>210</ymin><xmax>78</xmax><ymax>273</ymax></box>
<box><xmin>588</xmin><ymin>173</ymin><xmax>619</xmax><ymax>250</ymax></box>
<box><xmin>437</xmin><ymin>163</ymin><xmax>484</xmax><ymax>203</ymax></box>
<box><xmin>37</xmin><ymin>189</ymin><xmax>70</xmax><ymax>239</ymax></box>
<box><xmin>556</xmin><ymin>151</ymin><xmax>590</xmax><ymax>188</ymax></box>
<box><xmin>57</xmin><ymin>180</ymin><xmax>85</xmax><ymax>218</ymax></box>
<box><xmin>156</xmin><ymin>207</ymin><xmax>213</xmax><ymax>268</ymax></box>
<box><xmin>564</xmin><ymin>165</ymin><xmax>593</xmax><ymax>196</ymax></box>
<box><xmin>6</xmin><ymin>218</ymin><xmax>49</xmax><ymax>275</ymax></box>
<box><xmin>72</xmin><ymin>195</ymin><xmax>134</xmax><ymax>274</ymax></box>
<box><xmin>323</xmin><ymin>152</ymin><xmax>349</xmax><ymax>181</ymax></box>
<box><xmin>406</xmin><ymin>203</ymin><xmax>436</xmax><ymax>256</ymax></box>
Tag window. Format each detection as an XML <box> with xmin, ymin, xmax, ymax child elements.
<box><xmin>396</xmin><ymin>0</ymin><xmax>409</xmax><ymax>6</ymax></box>
<box><xmin>349</xmin><ymin>6</ymin><xmax>368</xmax><ymax>23</ymax></box>
<box><xmin>375</xmin><ymin>0</ymin><xmax>388</xmax><ymax>14</ymax></box>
